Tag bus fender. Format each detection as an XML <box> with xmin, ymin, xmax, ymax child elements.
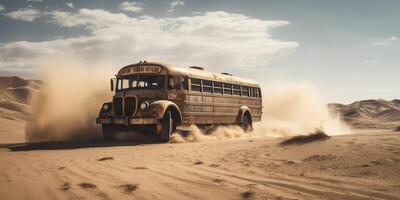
<box><xmin>149</xmin><ymin>100</ymin><xmax>182</xmax><ymax>122</ymax></box>
<box><xmin>237</xmin><ymin>106</ymin><xmax>252</xmax><ymax>123</ymax></box>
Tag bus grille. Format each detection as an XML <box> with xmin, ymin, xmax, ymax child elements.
<box><xmin>113</xmin><ymin>97</ymin><xmax>137</xmax><ymax>117</ymax></box>
<box><xmin>113</xmin><ymin>97</ymin><xmax>123</xmax><ymax>116</ymax></box>
<box><xmin>124</xmin><ymin>97</ymin><xmax>136</xmax><ymax>116</ymax></box>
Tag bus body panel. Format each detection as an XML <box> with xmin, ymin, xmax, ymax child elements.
<box><xmin>182</xmin><ymin>91</ymin><xmax>262</xmax><ymax>125</ymax></box>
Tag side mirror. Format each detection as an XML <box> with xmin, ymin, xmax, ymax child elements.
<box><xmin>110</xmin><ymin>78</ymin><xmax>115</xmax><ymax>91</ymax></box>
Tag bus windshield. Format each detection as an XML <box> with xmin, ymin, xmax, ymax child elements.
<box><xmin>117</xmin><ymin>75</ymin><xmax>165</xmax><ymax>91</ymax></box>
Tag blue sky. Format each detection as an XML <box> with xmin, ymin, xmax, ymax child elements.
<box><xmin>0</xmin><ymin>0</ymin><xmax>399</xmax><ymax>103</ymax></box>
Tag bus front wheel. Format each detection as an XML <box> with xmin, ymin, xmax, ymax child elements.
<box><xmin>160</xmin><ymin>111</ymin><xmax>175</xmax><ymax>142</ymax></box>
<box><xmin>102</xmin><ymin>124</ymin><xmax>118</xmax><ymax>141</ymax></box>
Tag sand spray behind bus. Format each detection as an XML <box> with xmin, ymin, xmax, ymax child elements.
<box><xmin>171</xmin><ymin>83</ymin><xmax>351</xmax><ymax>143</ymax></box>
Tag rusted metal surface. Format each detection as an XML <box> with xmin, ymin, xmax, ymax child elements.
<box><xmin>182</xmin><ymin>91</ymin><xmax>262</xmax><ymax>125</ymax></box>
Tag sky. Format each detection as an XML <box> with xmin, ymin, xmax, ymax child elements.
<box><xmin>0</xmin><ymin>0</ymin><xmax>399</xmax><ymax>103</ymax></box>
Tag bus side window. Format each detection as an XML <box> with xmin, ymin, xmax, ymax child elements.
<box><xmin>202</xmin><ymin>80</ymin><xmax>212</xmax><ymax>93</ymax></box>
<box><xmin>168</xmin><ymin>76</ymin><xmax>182</xmax><ymax>90</ymax></box>
<box><xmin>242</xmin><ymin>86</ymin><xmax>249</xmax><ymax>96</ymax></box>
<box><xmin>213</xmin><ymin>82</ymin><xmax>223</xmax><ymax>94</ymax></box>
<box><xmin>191</xmin><ymin>78</ymin><xmax>201</xmax><ymax>92</ymax></box>
<box><xmin>233</xmin><ymin>85</ymin><xmax>241</xmax><ymax>96</ymax></box>
<box><xmin>258</xmin><ymin>88</ymin><xmax>262</xmax><ymax>98</ymax></box>
<box><xmin>223</xmin><ymin>83</ymin><xmax>232</xmax><ymax>95</ymax></box>
<box><xmin>254</xmin><ymin>87</ymin><xmax>260</xmax><ymax>98</ymax></box>
<box><xmin>181</xmin><ymin>77</ymin><xmax>188</xmax><ymax>90</ymax></box>
<box><xmin>167</xmin><ymin>76</ymin><xmax>173</xmax><ymax>89</ymax></box>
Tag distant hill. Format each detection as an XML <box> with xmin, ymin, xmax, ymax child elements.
<box><xmin>329</xmin><ymin>99</ymin><xmax>400</xmax><ymax>129</ymax></box>
<box><xmin>0</xmin><ymin>76</ymin><xmax>41</xmax><ymax>120</ymax></box>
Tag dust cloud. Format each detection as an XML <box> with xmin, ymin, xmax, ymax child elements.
<box><xmin>171</xmin><ymin>82</ymin><xmax>351</xmax><ymax>143</ymax></box>
<box><xmin>25</xmin><ymin>61</ymin><xmax>349</xmax><ymax>143</ymax></box>
<box><xmin>25</xmin><ymin>59</ymin><xmax>113</xmax><ymax>142</ymax></box>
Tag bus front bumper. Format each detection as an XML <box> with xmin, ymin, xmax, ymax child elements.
<box><xmin>96</xmin><ymin>117</ymin><xmax>158</xmax><ymax>125</ymax></box>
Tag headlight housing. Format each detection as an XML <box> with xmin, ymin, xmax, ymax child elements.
<box><xmin>140</xmin><ymin>101</ymin><xmax>149</xmax><ymax>110</ymax></box>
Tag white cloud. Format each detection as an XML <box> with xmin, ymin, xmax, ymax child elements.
<box><xmin>168</xmin><ymin>0</ymin><xmax>184</xmax><ymax>13</ymax></box>
<box><xmin>0</xmin><ymin>9</ymin><xmax>298</xmax><ymax>73</ymax></box>
<box><xmin>363</xmin><ymin>59</ymin><xmax>376</xmax><ymax>64</ymax></box>
<box><xmin>119</xmin><ymin>2</ymin><xmax>143</xmax><ymax>13</ymax></box>
<box><xmin>171</xmin><ymin>1</ymin><xmax>185</xmax><ymax>7</ymax></box>
<box><xmin>3</xmin><ymin>8</ymin><xmax>41</xmax><ymax>21</ymax></box>
<box><xmin>0</xmin><ymin>4</ymin><xmax>5</xmax><ymax>11</ymax></box>
<box><xmin>66</xmin><ymin>3</ymin><xmax>74</xmax><ymax>9</ymax></box>
<box><xmin>371</xmin><ymin>42</ymin><xmax>387</xmax><ymax>46</ymax></box>
<box><xmin>192</xmin><ymin>11</ymin><xmax>201</xmax><ymax>15</ymax></box>
<box><xmin>371</xmin><ymin>36</ymin><xmax>398</xmax><ymax>46</ymax></box>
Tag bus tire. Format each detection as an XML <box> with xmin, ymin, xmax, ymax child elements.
<box><xmin>102</xmin><ymin>124</ymin><xmax>117</xmax><ymax>142</ymax></box>
<box><xmin>241</xmin><ymin>114</ymin><xmax>252</xmax><ymax>133</ymax></box>
<box><xmin>160</xmin><ymin>111</ymin><xmax>174</xmax><ymax>142</ymax></box>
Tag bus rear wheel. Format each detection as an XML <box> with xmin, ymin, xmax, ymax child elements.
<box><xmin>241</xmin><ymin>114</ymin><xmax>252</xmax><ymax>133</ymax></box>
<box><xmin>160</xmin><ymin>111</ymin><xmax>175</xmax><ymax>142</ymax></box>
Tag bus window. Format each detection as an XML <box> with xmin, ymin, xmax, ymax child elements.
<box><xmin>233</xmin><ymin>85</ymin><xmax>241</xmax><ymax>96</ymax></box>
<box><xmin>257</xmin><ymin>88</ymin><xmax>262</xmax><ymax>98</ymax></box>
<box><xmin>137</xmin><ymin>81</ymin><xmax>147</xmax><ymax>87</ymax></box>
<box><xmin>202</xmin><ymin>80</ymin><xmax>212</xmax><ymax>93</ymax></box>
<box><xmin>167</xmin><ymin>76</ymin><xmax>173</xmax><ymax>89</ymax></box>
<box><xmin>168</xmin><ymin>76</ymin><xmax>183</xmax><ymax>90</ymax></box>
<box><xmin>242</xmin><ymin>86</ymin><xmax>249</xmax><ymax>96</ymax></box>
<box><xmin>191</xmin><ymin>78</ymin><xmax>201</xmax><ymax>92</ymax></box>
<box><xmin>254</xmin><ymin>87</ymin><xmax>260</xmax><ymax>98</ymax></box>
<box><xmin>213</xmin><ymin>82</ymin><xmax>223</xmax><ymax>94</ymax></box>
<box><xmin>181</xmin><ymin>77</ymin><xmax>188</xmax><ymax>90</ymax></box>
<box><xmin>223</xmin><ymin>83</ymin><xmax>232</xmax><ymax>95</ymax></box>
<box><xmin>117</xmin><ymin>75</ymin><xmax>167</xmax><ymax>91</ymax></box>
<box><xmin>122</xmin><ymin>79</ymin><xmax>130</xmax><ymax>89</ymax></box>
<box><xmin>116</xmin><ymin>79</ymin><xmax>130</xmax><ymax>90</ymax></box>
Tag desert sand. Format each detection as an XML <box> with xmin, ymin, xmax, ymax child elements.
<box><xmin>0</xmin><ymin>130</ymin><xmax>399</xmax><ymax>200</ymax></box>
<box><xmin>0</xmin><ymin>76</ymin><xmax>399</xmax><ymax>199</ymax></box>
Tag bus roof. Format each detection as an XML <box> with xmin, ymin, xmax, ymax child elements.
<box><xmin>118</xmin><ymin>61</ymin><xmax>260</xmax><ymax>87</ymax></box>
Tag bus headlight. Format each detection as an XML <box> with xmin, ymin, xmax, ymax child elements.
<box><xmin>140</xmin><ymin>101</ymin><xmax>149</xmax><ymax>110</ymax></box>
<box><xmin>102</xmin><ymin>103</ymin><xmax>110</xmax><ymax>111</ymax></box>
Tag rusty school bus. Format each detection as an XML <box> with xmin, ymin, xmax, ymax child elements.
<box><xmin>96</xmin><ymin>61</ymin><xmax>263</xmax><ymax>142</ymax></box>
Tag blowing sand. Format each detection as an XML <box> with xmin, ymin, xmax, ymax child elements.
<box><xmin>25</xmin><ymin>60</ymin><xmax>112</xmax><ymax>142</ymax></box>
<box><xmin>0</xmin><ymin>130</ymin><xmax>399</xmax><ymax>199</ymax></box>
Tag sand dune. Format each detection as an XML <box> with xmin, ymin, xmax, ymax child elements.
<box><xmin>329</xmin><ymin>99</ymin><xmax>400</xmax><ymax>129</ymax></box>
<box><xmin>0</xmin><ymin>76</ymin><xmax>41</xmax><ymax>117</ymax></box>
<box><xmin>0</xmin><ymin>76</ymin><xmax>41</xmax><ymax>143</ymax></box>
